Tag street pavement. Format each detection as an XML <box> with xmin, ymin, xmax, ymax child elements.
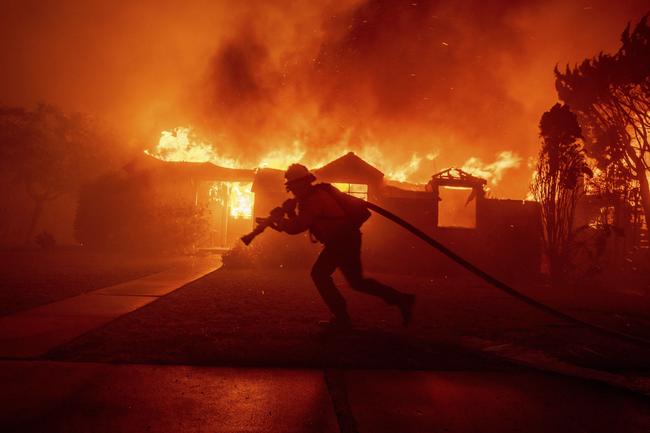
<box><xmin>0</xmin><ymin>361</ymin><xmax>338</xmax><ymax>433</ymax></box>
<box><xmin>1</xmin><ymin>361</ymin><xmax>648</xmax><ymax>433</ymax></box>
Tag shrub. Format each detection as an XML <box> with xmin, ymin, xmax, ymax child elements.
<box><xmin>75</xmin><ymin>170</ymin><xmax>209</xmax><ymax>253</ymax></box>
<box><xmin>35</xmin><ymin>231</ymin><xmax>56</xmax><ymax>249</ymax></box>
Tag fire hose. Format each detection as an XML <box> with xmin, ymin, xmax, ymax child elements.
<box><xmin>242</xmin><ymin>200</ymin><xmax>650</xmax><ymax>347</ymax></box>
<box><xmin>364</xmin><ymin>201</ymin><xmax>650</xmax><ymax>347</ymax></box>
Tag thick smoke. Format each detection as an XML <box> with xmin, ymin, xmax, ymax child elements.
<box><xmin>1</xmin><ymin>0</ymin><xmax>648</xmax><ymax>197</ymax></box>
<box><xmin>196</xmin><ymin>0</ymin><xmax>649</xmax><ymax>196</ymax></box>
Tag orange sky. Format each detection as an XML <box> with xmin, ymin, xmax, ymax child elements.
<box><xmin>0</xmin><ymin>0</ymin><xmax>648</xmax><ymax>197</ymax></box>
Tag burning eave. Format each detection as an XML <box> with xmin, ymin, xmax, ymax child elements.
<box><xmin>134</xmin><ymin>153</ymin><xmax>255</xmax><ymax>183</ymax></box>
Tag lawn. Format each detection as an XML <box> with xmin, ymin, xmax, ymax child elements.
<box><xmin>0</xmin><ymin>247</ymin><xmax>187</xmax><ymax>316</ymax></box>
<box><xmin>49</xmin><ymin>267</ymin><xmax>650</xmax><ymax>372</ymax></box>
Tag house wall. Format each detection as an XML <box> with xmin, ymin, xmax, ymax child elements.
<box><xmin>478</xmin><ymin>199</ymin><xmax>542</xmax><ymax>279</ymax></box>
<box><xmin>250</xmin><ymin>174</ymin><xmax>542</xmax><ymax>280</ymax></box>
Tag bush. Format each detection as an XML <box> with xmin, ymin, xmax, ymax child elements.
<box><xmin>221</xmin><ymin>243</ymin><xmax>260</xmax><ymax>269</ymax></box>
<box><xmin>75</xmin><ymin>170</ymin><xmax>209</xmax><ymax>253</ymax></box>
<box><xmin>35</xmin><ymin>231</ymin><xmax>56</xmax><ymax>249</ymax></box>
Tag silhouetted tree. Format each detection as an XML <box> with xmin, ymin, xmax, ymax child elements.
<box><xmin>531</xmin><ymin>103</ymin><xmax>591</xmax><ymax>284</ymax></box>
<box><xmin>0</xmin><ymin>104</ymin><xmax>115</xmax><ymax>243</ymax></box>
<box><xmin>555</xmin><ymin>14</ymin><xmax>650</xmax><ymax>228</ymax></box>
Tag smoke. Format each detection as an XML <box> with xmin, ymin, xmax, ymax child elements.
<box><xmin>1</xmin><ymin>0</ymin><xmax>648</xmax><ymax>197</ymax></box>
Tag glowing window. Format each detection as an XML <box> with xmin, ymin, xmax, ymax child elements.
<box><xmin>228</xmin><ymin>182</ymin><xmax>254</xmax><ymax>219</ymax></box>
<box><xmin>333</xmin><ymin>183</ymin><xmax>368</xmax><ymax>200</ymax></box>
<box><xmin>209</xmin><ymin>181</ymin><xmax>254</xmax><ymax>219</ymax></box>
<box><xmin>437</xmin><ymin>186</ymin><xmax>476</xmax><ymax>229</ymax></box>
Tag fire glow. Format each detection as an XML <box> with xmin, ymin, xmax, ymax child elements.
<box><xmin>228</xmin><ymin>182</ymin><xmax>254</xmax><ymax>219</ymax></box>
<box><xmin>461</xmin><ymin>151</ymin><xmax>522</xmax><ymax>186</ymax></box>
<box><xmin>145</xmin><ymin>126</ymin><xmax>439</xmax><ymax>182</ymax></box>
<box><xmin>146</xmin><ymin>127</ymin><xmax>523</xmax><ymax>198</ymax></box>
<box><xmin>146</xmin><ymin>127</ymin><xmax>240</xmax><ymax>169</ymax></box>
<box><xmin>208</xmin><ymin>181</ymin><xmax>254</xmax><ymax>219</ymax></box>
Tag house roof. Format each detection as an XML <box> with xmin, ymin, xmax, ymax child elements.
<box><xmin>313</xmin><ymin>152</ymin><xmax>384</xmax><ymax>185</ymax></box>
<box><xmin>429</xmin><ymin>168</ymin><xmax>487</xmax><ymax>188</ymax></box>
<box><xmin>130</xmin><ymin>154</ymin><xmax>255</xmax><ymax>182</ymax></box>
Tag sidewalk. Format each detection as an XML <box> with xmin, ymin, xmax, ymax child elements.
<box><xmin>1</xmin><ymin>360</ymin><xmax>648</xmax><ymax>433</ymax></box>
<box><xmin>0</xmin><ymin>256</ymin><xmax>220</xmax><ymax>358</ymax></box>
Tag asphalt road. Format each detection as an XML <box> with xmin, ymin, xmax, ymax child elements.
<box><xmin>2</xmin><ymin>361</ymin><xmax>648</xmax><ymax>433</ymax></box>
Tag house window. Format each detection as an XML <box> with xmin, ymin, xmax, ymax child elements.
<box><xmin>204</xmin><ymin>181</ymin><xmax>255</xmax><ymax>248</ymax></box>
<box><xmin>333</xmin><ymin>183</ymin><xmax>368</xmax><ymax>200</ymax></box>
<box><xmin>208</xmin><ymin>181</ymin><xmax>254</xmax><ymax>219</ymax></box>
<box><xmin>437</xmin><ymin>186</ymin><xmax>477</xmax><ymax>229</ymax></box>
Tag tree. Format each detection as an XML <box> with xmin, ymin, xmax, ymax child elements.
<box><xmin>531</xmin><ymin>103</ymin><xmax>591</xmax><ymax>284</ymax></box>
<box><xmin>555</xmin><ymin>14</ymin><xmax>650</xmax><ymax>230</ymax></box>
<box><xmin>0</xmin><ymin>104</ymin><xmax>115</xmax><ymax>243</ymax></box>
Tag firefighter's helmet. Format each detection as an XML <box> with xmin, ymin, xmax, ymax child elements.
<box><xmin>284</xmin><ymin>163</ymin><xmax>316</xmax><ymax>185</ymax></box>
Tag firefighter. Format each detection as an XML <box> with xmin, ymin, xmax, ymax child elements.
<box><xmin>273</xmin><ymin>163</ymin><xmax>416</xmax><ymax>330</ymax></box>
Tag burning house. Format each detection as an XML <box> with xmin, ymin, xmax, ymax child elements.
<box><xmin>127</xmin><ymin>155</ymin><xmax>256</xmax><ymax>249</ymax></box>
<box><xmin>304</xmin><ymin>154</ymin><xmax>542</xmax><ymax>279</ymax></box>
<box><xmin>138</xmin><ymin>150</ymin><xmax>541</xmax><ymax>279</ymax></box>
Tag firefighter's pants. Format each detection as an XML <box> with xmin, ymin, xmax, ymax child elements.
<box><xmin>310</xmin><ymin>230</ymin><xmax>405</xmax><ymax>318</ymax></box>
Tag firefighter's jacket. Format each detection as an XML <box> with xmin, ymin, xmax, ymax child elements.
<box><xmin>278</xmin><ymin>185</ymin><xmax>354</xmax><ymax>244</ymax></box>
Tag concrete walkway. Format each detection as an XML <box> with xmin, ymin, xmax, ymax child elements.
<box><xmin>1</xmin><ymin>361</ymin><xmax>648</xmax><ymax>433</ymax></box>
<box><xmin>0</xmin><ymin>256</ymin><xmax>220</xmax><ymax>358</ymax></box>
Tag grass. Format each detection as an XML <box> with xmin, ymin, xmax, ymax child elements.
<box><xmin>0</xmin><ymin>247</ymin><xmax>187</xmax><ymax>316</ymax></box>
<box><xmin>48</xmin><ymin>267</ymin><xmax>650</xmax><ymax>371</ymax></box>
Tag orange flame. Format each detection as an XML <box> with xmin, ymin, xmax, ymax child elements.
<box><xmin>145</xmin><ymin>126</ymin><xmax>437</xmax><ymax>183</ymax></box>
<box><xmin>146</xmin><ymin>127</ymin><xmax>520</xmax><ymax>191</ymax></box>
<box><xmin>208</xmin><ymin>181</ymin><xmax>254</xmax><ymax>219</ymax></box>
<box><xmin>145</xmin><ymin>127</ymin><xmax>240</xmax><ymax>168</ymax></box>
<box><xmin>461</xmin><ymin>151</ymin><xmax>521</xmax><ymax>186</ymax></box>
<box><xmin>228</xmin><ymin>182</ymin><xmax>254</xmax><ymax>219</ymax></box>
<box><xmin>258</xmin><ymin>140</ymin><xmax>306</xmax><ymax>168</ymax></box>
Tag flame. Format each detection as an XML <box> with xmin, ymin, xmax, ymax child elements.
<box><xmin>208</xmin><ymin>182</ymin><xmax>227</xmax><ymax>207</ymax></box>
<box><xmin>208</xmin><ymin>181</ymin><xmax>254</xmax><ymax>219</ymax></box>
<box><xmin>355</xmin><ymin>147</ymin><xmax>424</xmax><ymax>182</ymax></box>
<box><xmin>461</xmin><ymin>151</ymin><xmax>521</xmax><ymax>186</ymax></box>
<box><xmin>145</xmin><ymin>126</ymin><xmax>437</xmax><ymax>182</ymax></box>
<box><xmin>258</xmin><ymin>140</ymin><xmax>306</xmax><ymax>168</ymax></box>
<box><xmin>146</xmin><ymin>126</ymin><xmax>521</xmax><ymax>191</ymax></box>
<box><xmin>229</xmin><ymin>182</ymin><xmax>254</xmax><ymax>219</ymax></box>
<box><xmin>145</xmin><ymin>127</ymin><xmax>240</xmax><ymax>168</ymax></box>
